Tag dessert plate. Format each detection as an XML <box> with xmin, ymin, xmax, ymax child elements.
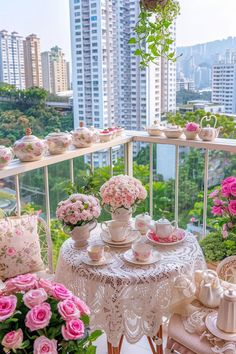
<box><xmin>146</xmin><ymin>228</ymin><xmax>186</xmax><ymax>246</ymax></box>
<box><xmin>82</xmin><ymin>253</ymin><xmax>113</xmax><ymax>266</ymax></box>
<box><xmin>101</xmin><ymin>229</ymin><xmax>140</xmax><ymax>246</ymax></box>
<box><xmin>206</xmin><ymin>312</ymin><xmax>236</xmax><ymax>341</ymax></box>
<box><xmin>123</xmin><ymin>249</ymin><xmax>162</xmax><ymax>265</ymax></box>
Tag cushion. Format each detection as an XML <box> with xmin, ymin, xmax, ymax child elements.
<box><xmin>0</xmin><ymin>215</ymin><xmax>45</xmax><ymax>280</ymax></box>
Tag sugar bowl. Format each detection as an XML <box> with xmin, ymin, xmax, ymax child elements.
<box><xmin>72</xmin><ymin>122</ymin><xmax>96</xmax><ymax>148</ymax></box>
<box><xmin>135</xmin><ymin>213</ymin><xmax>152</xmax><ymax>235</ymax></box>
<box><xmin>0</xmin><ymin>146</ymin><xmax>14</xmax><ymax>168</ymax></box>
<box><xmin>13</xmin><ymin>128</ymin><xmax>46</xmax><ymax>162</ymax></box>
<box><xmin>45</xmin><ymin>132</ymin><xmax>72</xmax><ymax>155</ymax></box>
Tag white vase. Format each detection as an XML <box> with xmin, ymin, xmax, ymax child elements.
<box><xmin>183</xmin><ymin>130</ymin><xmax>199</xmax><ymax>140</ymax></box>
<box><xmin>68</xmin><ymin>221</ymin><xmax>97</xmax><ymax>248</ymax></box>
<box><xmin>111</xmin><ymin>207</ymin><xmax>133</xmax><ymax>223</ymax></box>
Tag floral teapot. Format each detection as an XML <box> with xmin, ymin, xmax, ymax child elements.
<box><xmin>148</xmin><ymin>217</ymin><xmax>178</xmax><ymax>239</ymax></box>
<box><xmin>197</xmin><ymin>270</ymin><xmax>224</xmax><ymax>308</ymax></box>
<box><xmin>13</xmin><ymin>128</ymin><xmax>46</xmax><ymax>162</ymax></box>
<box><xmin>135</xmin><ymin>213</ymin><xmax>152</xmax><ymax>235</ymax></box>
<box><xmin>198</xmin><ymin>115</ymin><xmax>221</xmax><ymax>141</ymax></box>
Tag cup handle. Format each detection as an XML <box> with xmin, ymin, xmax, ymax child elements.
<box><xmin>104</xmin><ymin>245</ymin><xmax>110</xmax><ymax>253</ymax></box>
<box><xmin>89</xmin><ymin>220</ymin><xmax>97</xmax><ymax>231</ymax></box>
<box><xmin>101</xmin><ymin>222</ymin><xmax>107</xmax><ymax>232</ymax></box>
<box><xmin>171</xmin><ymin>220</ymin><xmax>178</xmax><ymax>232</ymax></box>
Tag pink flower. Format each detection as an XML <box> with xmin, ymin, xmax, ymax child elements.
<box><xmin>61</xmin><ymin>319</ymin><xmax>85</xmax><ymax>341</ymax></box>
<box><xmin>185</xmin><ymin>122</ymin><xmax>199</xmax><ymax>132</ymax></box>
<box><xmin>221</xmin><ymin>183</ymin><xmax>231</xmax><ymax>197</ymax></box>
<box><xmin>209</xmin><ymin>189</ymin><xmax>219</xmax><ymax>198</ymax></box>
<box><xmin>212</xmin><ymin>205</ymin><xmax>224</xmax><ymax>216</ymax></box>
<box><xmin>1</xmin><ymin>329</ymin><xmax>23</xmax><ymax>349</ymax></box>
<box><xmin>228</xmin><ymin>200</ymin><xmax>236</xmax><ymax>216</ymax></box>
<box><xmin>230</xmin><ymin>181</ymin><xmax>236</xmax><ymax>197</ymax></box>
<box><xmin>25</xmin><ymin>303</ymin><xmax>52</xmax><ymax>331</ymax></box>
<box><xmin>5</xmin><ymin>274</ymin><xmax>38</xmax><ymax>293</ymax></box>
<box><xmin>190</xmin><ymin>217</ymin><xmax>196</xmax><ymax>223</ymax></box>
<box><xmin>213</xmin><ymin>198</ymin><xmax>224</xmax><ymax>206</ymax></box>
<box><xmin>52</xmin><ymin>283</ymin><xmax>72</xmax><ymax>301</ymax></box>
<box><xmin>38</xmin><ymin>278</ymin><xmax>53</xmax><ymax>295</ymax></box>
<box><xmin>70</xmin><ymin>295</ymin><xmax>90</xmax><ymax>316</ymax></box>
<box><xmin>222</xmin><ymin>230</ymin><xmax>228</xmax><ymax>239</ymax></box>
<box><xmin>0</xmin><ymin>295</ymin><xmax>17</xmax><ymax>321</ymax></box>
<box><xmin>6</xmin><ymin>247</ymin><xmax>16</xmax><ymax>256</ymax></box>
<box><xmin>57</xmin><ymin>299</ymin><xmax>80</xmax><ymax>321</ymax></box>
<box><xmin>23</xmin><ymin>288</ymin><xmax>48</xmax><ymax>309</ymax></box>
<box><xmin>222</xmin><ymin>176</ymin><xmax>236</xmax><ymax>185</ymax></box>
<box><xmin>33</xmin><ymin>336</ymin><xmax>57</xmax><ymax>354</ymax></box>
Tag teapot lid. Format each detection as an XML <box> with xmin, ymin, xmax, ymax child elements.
<box><xmin>19</xmin><ymin>128</ymin><xmax>41</xmax><ymax>142</ymax></box>
<box><xmin>224</xmin><ymin>289</ymin><xmax>236</xmax><ymax>301</ymax></box>
<box><xmin>157</xmin><ymin>217</ymin><xmax>171</xmax><ymax>224</ymax></box>
<box><xmin>136</xmin><ymin>212</ymin><xmax>152</xmax><ymax>221</ymax></box>
<box><xmin>46</xmin><ymin>131</ymin><xmax>68</xmax><ymax>138</ymax></box>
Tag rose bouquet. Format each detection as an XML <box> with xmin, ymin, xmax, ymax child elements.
<box><xmin>183</xmin><ymin>122</ymin><xmax>199</xmax><ymax>140</ymax></box>
<box><xmin>0</xmin><ymin>273</ymin><xmax>101</xmax><ymax>354</ymax></box>
<box><xmin>100</xmin><ymin>175</ymin><xmax>147</xmax><ymax>212</ymax></box>
<box><xmin>56</xmin><ymin>194</ymin><xmax>101</xmax><ymax>231</ymax></box>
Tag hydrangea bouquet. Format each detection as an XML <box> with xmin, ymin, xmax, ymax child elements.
<box><xmin>0</xmin><ymin>273</ymin><xmax>101</xmax><ymax>354</ymax></box>
<box><xmin>100</xmin><ymin>175</ymin><xmax>147</xmax><ymax>212</ymax></box>
<box><xmin>56</xmin><ymin>194</ymin><xmax>101</xmax><ymax>231</ymax></box>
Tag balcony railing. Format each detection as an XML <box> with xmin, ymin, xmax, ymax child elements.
<box><xmin>1</xmin><ymin>131</ymin><xmax>236</xmax><ymax>270</ymax></box>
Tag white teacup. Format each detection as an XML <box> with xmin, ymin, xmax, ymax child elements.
<box><xmin>101</xmin><ymin>220</ymin><xmax>129</xmax><ymax>242</ymax></box>
<box><xmin>132</xmin><ymin>242</ymin><xmax>152</xmax><ymax>262</ymax></box>
<box><xmin>87</xmin><ymin>244</ymin><xmax>110</xmax><ymax>261</ymax></box>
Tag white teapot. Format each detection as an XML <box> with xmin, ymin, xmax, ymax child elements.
<box><xmin>198</xmin><ymin>115</ymin><xmax>221</xmax><ymax>142</ymax></box>
<box><xmin>135</xmin><ymin>213</ymin><xmax>152</xmax><ymax>235</ymax></box>
<box><xmin>148</xmin><ymin>217</ymin><xmax>178</xmax><ymax>238</ymax></box>
<box><xmin>198</xmin><ymin>270</ymin><xmax>223</xmax><ymax>308</ymax></box>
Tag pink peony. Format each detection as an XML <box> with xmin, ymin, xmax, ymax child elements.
<box><xmin>0</xmin><ymin>295</ymin><xmax>17</xmax><ymax>321</ymax></box>
<box><xmin>25</xmin><ymin>303</ymin><xmax>52</xmax><ymax>331</ymax></box>
<box><xmin>222</xmin><ymin>176</ymin><xmax>236</xmax><ymax>186</ymax></box>
<box><xmin>57</xmin><ymin>299</ymin><xmax>80</xmax><ymax>321</ymax></box>
<box><xmin>23</xmin><ymin>288</ymin><xmax>48</xmax><ymax>309</ymax></box>
<box><xmin>228</xmin><ymin>200</ymin><xmax>236</xmax><ymax>216</ymax></box>
<box><xmin>230</xmin><ymin>181</ymin><xmax>236</xmax><ymax>197</ymax></box>
<box><xmin>52</xmin><ymin>283</ymin><xmax>72</xmax><ymax>301</ymax></box>
<box><xmin>1</xmin><ymin>329</ymin><xmax>23</xmax><ymax>349</ymax></box>
<box><xmin>33</xmin><ymin>336</ymin><xmax>57</xmax><ymax>354</ymax></box>
<box><xmin>61</xmin><ymin>319</ymin><xmax>85</xmax><ymax>341</ymax></box>
<box><xmin>70</xmin><ymin>295</ymin><xmax>90</xmax><ymax>316</ymax></box>
<box><xmin>5</xmin><ymin>274</ymin><xmax>38</xmax><ymax>293</ymax></box>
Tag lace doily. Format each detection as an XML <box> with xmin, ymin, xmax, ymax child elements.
<box><xmin>55</xmin><ymin>229</ymin><xmax>205</xmax><ymax>346</ymax></box>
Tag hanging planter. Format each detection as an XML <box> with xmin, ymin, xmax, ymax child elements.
<box><xmin>129</xmin><ymin>0</ymin><xmax>180</xmax><ymax>67</ymax></box>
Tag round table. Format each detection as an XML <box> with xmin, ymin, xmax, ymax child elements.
<box><xmin>55</xmin><ymin>228</ymin><xmax>206</xmax><ymax>353</ymax></box>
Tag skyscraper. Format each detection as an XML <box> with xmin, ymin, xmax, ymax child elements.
<box><xmin>24</xmin><ymin>34</ymin><xmax>42</xmax><ymax>88</ymax></box>
<box><xmin>0</xmin><ymin>30</ymin><xmax>25</xmax><ymax>89</ymax></box>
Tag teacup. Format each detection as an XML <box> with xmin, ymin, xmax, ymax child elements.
<box><xmin>101</xmin><ymin>220</ymin><xmax>129</xmax><ymax>242</ymax></box>
<box><xmin>87</xmin><ymin>244</ymin><xmax>110</xmax><ymax>261</ymax></box>
<box><xmin>132</xmin><ymin>242</ymin><xmax>152</xmax><ymax>262</ymax></box>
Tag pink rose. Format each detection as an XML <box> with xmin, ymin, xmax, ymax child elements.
<box><xmin>61</xmin><ymin>319</ymin><xmax>85</xmax><ymax>341</ymax></box>
<box><xmin>1</xmin><ymin>329</ymin><xmax>23</xmax><ymax>349</ymax></box>
<box><xmin>222</xmin><ymin>176</ymin><xmax>236</xmax><ymax>185</ymax></box>
<box><xmin>25</xmin><ymin>303</ymin><xmax>52</xmax><ymax>331</ymax></box>
<box><xmin>212</xmin><ymin>205</ymin><xmax>224</xmax><ymax>216</ymax></box>
<box><xmin>229</xmin><ymin>200</ymin><xmax>236</xmax><ymax>216</ymax></box>
<box><xmin>221</xmin><ymin>183</ymin><xmax>231</xmax><ymax>197</ymax></box>
<box><xmin>38</xmin><ymin>279</ymin><xmax>53</xmax><ymax>295</ymax></box>
<box><xmin>6</xmin><ymin>247</ymin><xmax>16</xmax><ymax>256</ymax></box>
<box><xmin>0</xmin><ymin>295</ymin><xmax>17</xmax><ymax>321</ymax></box>
<box><xmin>23</xmin><ymin>288</ymin><xmax>48</xmax><ymax>309</ymax></box>
<box><xmin>52</xmin><ymin>283</ymin><xmax>72</xmax><ymax>300</ymax></box>
<box><xmin>57</xmin><ymin>299</ymin><xmax>80</xmax><ymax>321</ymax></box>
<box><xmin>70</xmin><ymin>295</ymin><xmax>90</xmax><ymax>316</ymax></box>
<box><xmin>185</xmin><ymin>122</ymin><xmax>199</xmax><ymax>132</ymax></box>
<box><xmin>230</xmin><ymin>182</ymin><xmax>236</xmax><ymax>197</ymax></box>
<box><xmin>5</xmin><ymin>274</ymin><xmax>38</xmax><ymax>293</ymax></box>
<box><xmin>33</xmin><ymin>336</ymin><xmax>57</xmax><ymax>354</ymax></box>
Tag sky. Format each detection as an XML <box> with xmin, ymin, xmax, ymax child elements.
<box><xmin>1</xmin><ymin>0</ymin><xmax>236</xmax><ymax>62</ymax></box>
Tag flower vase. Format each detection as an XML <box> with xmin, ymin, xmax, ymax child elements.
<box><xmin>111</xmin><ymin>207</ymin><xmax>133</xmax><ymax>223</ymax></box>
<box><xmin>183</xmin><ymin>130</ymin><xmax>199</xmax><ymax>140</ymax></box>
<box><xmin>66</xmin><ymin>221</ymin><xmax>97</xmax><ymax>248</ymax></box>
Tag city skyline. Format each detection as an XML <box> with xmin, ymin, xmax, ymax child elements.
<box><xmin>0</xmin><ymin>0</ymin><xmax>236</xmax><ymax>62</ymax></box>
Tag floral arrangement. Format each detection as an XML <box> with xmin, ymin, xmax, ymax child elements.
<box><xmin>56</xmin><ymin>194</ymin><xmax>101</xmax><ymax>230</ymax></box>
<box><xmin>0</xmin><ymin>273</ymin><xmax>101</xmax><ymax>354</ymax></box>
<box><xmin>185</xmin><ymin>122</ymin><xmax>199</xmax><ymax>132</ymax></box>
<box><xmin>100</xmin><ymin>175</ymin><xmax>147</xmax><ymax>211</ymax></box>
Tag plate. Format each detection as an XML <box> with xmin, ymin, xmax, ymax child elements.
<box><xmin>205</xmin><ymin>312</ymin><xmax>236</xmax><ymax>341</ymax></box>
<box><xmin>123</xmin><ymin>249</ymin><xmax>162</xmax><ymax>265</ymax></box>
<box><xmin>101</xmin><ymin>229</ymin><xmax>140</xmax><ymax>246</ymax></box>
<box><xmin>82</xmin><ymin>253</ymin><xmax>113</xmax><ymax>266</ymax></box>
<box><xmin>146</xmin><ymin>228</ymin><xmax>186</xmax><ymax>246</ymax></box>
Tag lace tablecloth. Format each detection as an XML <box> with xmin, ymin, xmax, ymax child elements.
<box><xmin>55</xmin><ymin>229</ymin><xmax>206</xmax><ymax>346</ymax></box>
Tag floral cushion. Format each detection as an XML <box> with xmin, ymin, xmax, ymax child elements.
<box><xmin>0</xmin><ymin>215</ymin><xmax>45</xmax><ymax>280</ymax></box>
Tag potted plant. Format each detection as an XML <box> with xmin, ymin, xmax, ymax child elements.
<box><xmin>183</xmin><ymin>122</ymin><xmax>200</xmax><ymax>140</ymax></box>
<box><xmin>200</xmin><ymin>176</ymin><xmax>236</xmax><ymax>269</ymax></box>
<box><xmin>129</xmin><ymin>0</ymin><xmax>180</xmax><ymax>67</ymax></box>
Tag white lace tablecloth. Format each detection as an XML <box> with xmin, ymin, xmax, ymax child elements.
<box><xmin>55</xmin><ymin>229</ymin><xmax>206</xmax><ymax>346</ymax></box>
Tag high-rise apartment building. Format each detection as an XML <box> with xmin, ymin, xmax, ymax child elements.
<box><xmin>23</xmin><ymin>34</ymin><xmax>42</xmax><ymax>88</ymax></box>
<box><xmin>69</xmin><ymin>0</ymin><xmax>176</xmax><ymax>129</ymax></box>
<box><xmin>0</xmin><ymin>30</ymin><xmax>25</xmax><ymax>89</ymax></box>
<box><xmin>41</xmin><ymin>46</ymin><xmax>69</xmax><ymax>94</ymax></box>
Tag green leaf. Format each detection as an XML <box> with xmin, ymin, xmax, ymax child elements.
<box><xmin>89</xmin><ymin>330</ymin><xmax>103</xmax><ymax>342</ymax></box>
<box><xmin>81</xmin><ymin>314</ymin><xmax>90</xmax><ymax>326</ymax></box>
<box><xmin>134</xmin><ymin>49</ymin><xmax>142</xmax><ymax>56</ymax></box>
<box><xmin>146</xmin><ymin>35</ymin><xmax>155</xmax><ymax>43</ymax></box>
<box><xmin>128</xmin><ymin>38</ymin><xmax>136</xmax><ymax>44</ymax></box>
<box><xmin>86</xmin><ymin>346</ymin><xmax>96</xmax><ymax>354</ymax></box>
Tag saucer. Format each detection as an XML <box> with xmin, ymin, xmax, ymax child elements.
<box><xmin>206</xmin><ymin>312</ymin><xmax>236</xmax><ymax>341</ymax></box>
<box><xmin>101</xmin><ymin>229</ymin><xmax>140</xmax><ymax>246</ymax></box>
<box><xmin>146</xmin><ymin>228</ymin><xmax>186</xmax><ymax>246</ymax></box>
<box><xmin>82</xmin><ymin>253</ymin><xmax>113</xmax><ymax>266</ymax></box>
<box><xmin>123</xmin><ymin>249</ymin><xmax>162</xmax><ymax>265</ymax></box>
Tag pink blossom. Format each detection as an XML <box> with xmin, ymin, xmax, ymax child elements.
<box><xmin>222</xmin><ymin>176</ymin><xmax>236</xmax><ymax>185</ymax></box>
<box><xmin>221</xmin><ymin>183</ymin><xmax>231</xmax><ymax>197</ymax></box>
<box><xmin>5</xmin><ymin>274</ymin><xmax>38</xmax><ymax>293</ymax></box>
<box><xmin>38</xmin><ymin>278</ymin><xmax>53</xmax><ymax>295</ymax></box>
<box><xmin>212</xmin><ymin>205</ymin><xmax>224</xmax><ymax>216</ymax></box>
<box><xmin>52</xmin><ymin>283</ymin><xmax>72</xmax><ymax>301</ymax></box>
<box><xmin>6</xmin><ymin>247</ymin><xmax>16</xmax><ymax>257</ymax></box>
<box><xmin>33</xmin><ymin>336</ymin><xmax>57</xmax><ymax>354</ymax></box>
<box><xmin>23</xmin><ymin>288</ymin><xmax>48</xmax><ymax>309</ymax></box>
<box><xmin>228</xmin><ymin>200</ymin><xmax>236</xmax><ymax>216</ymax></box>
<box><xmin>61</xmin><ymin>319</ymin><xmax>85</xmax><ymax>341</ymax></box>
<box><xmin>57</xmin><ymin>299</ymin><xmax>80</xmax><ymax>321</ymax></box>
<box><xmin>185</xmin><ymin>122</ymin><xmax>199</xmax><ymax>132</ymax></box>
<box><xmin>230</xmin><ymin>181</ymin><xmax>236</xmax><ymax>196</ymax></box>
<box><xmin>70</xmin><ymin>295</ymin><xmax>90</xmax><ymax>316</ymax></box>
<box><xmin>0</xmin><ymin>295</ymin><xmax>17</xmax><ymax>321</ymax></box>
<box><xmin>14</xmin><ymin>229</ymin><xmax>23</xmax><ymax>237</ymax></box>
<box><xmin>209</xmin><ymin>189</ymin><xmax>219</xmax><ymax>198</ymax></box>
<box><xmin>222</xmin><ymin>230</ymin><xmax>228</xmax><ymax>239</ymax></box>
<box><xmin>25</xmin><ymin>303</ymin><xmax>52</xmax><ymax>331</ymax></box>
<box><xmin>1</xmin><ymin>329</ymin><xmax>23</xmax><ymax>349</ymax></box>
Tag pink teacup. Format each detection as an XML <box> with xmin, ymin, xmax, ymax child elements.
<box><xmin>87</xmin><ymin>244</ymin><xmax>110</xmax><ymax>261</ymax></box>
<box><xmin>132</xmin><ymin>242</ymin><xmax>152</xmax><ymax>262</ymax></box>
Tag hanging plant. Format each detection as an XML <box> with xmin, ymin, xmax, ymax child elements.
<box><xmin>129</xmin><ymin>0</ymin><xmax>180</xmax><ymax>67</ymax></box>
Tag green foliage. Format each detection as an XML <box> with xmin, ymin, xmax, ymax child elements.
<box><xmin>129</xmin><ymin>0</ymin><xmax>180</xmax><ymax>67</ymax></box>
<box><xmin>200</xmin><ymin>232</ymin><xmax>236</xmax><ymax>262</ymax></box>
<box><xmin>176</xmin><ymin>89</ymin><xmax>212</xmax><ymax>105</ymax></box>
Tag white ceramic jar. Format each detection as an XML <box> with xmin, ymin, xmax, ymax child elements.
<box><xmin>45</xmin><ymin>132</ymin><xmax>71</xmax><ymax>155</ymax></box>
<box><xmin>72</xmin><ymin>122</ymin><xmax>96</xmax><ymax>148</ymax></box>
<box><xmin>13</xmin><ymin>128</ymin><xmax>46</xmax><ymax>162</ymax></box>
<box><xmin>0</xmin><ymin>146</ymin><xmax>14</xmax><ymax>168</ymax></box>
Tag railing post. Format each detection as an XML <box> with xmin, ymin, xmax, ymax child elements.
<box><xmin>125</xmin><ymin>142</ymin><xmax>133</xmax><ymax>176</ymax></box>
<box><xmin>90</xmin><ymin>153</ymin><xmax>94</xmax><ymax>174</ymax></box>
<box><xmin>44</xmin><ymin>166</ymin><xmax>53</xmax><ymax>273</ymax></box>
<box><xmin>149</xmin><ymin>143</ymin><xmax>153</xmax><ymax>217</ymax></box>
<box><xmin>175</xmin><ymin>146</ymin><xmax>179</xmax><ymax>224</ymax></box>
<box><xmin>69</xmin><ymin>159</ymin><xmax>74</xmax><ymax>184</ymax></box>
<box><xmin>15</xmin><ymin>174</ymin><xmax>21</xmax><ymax>216</ymax></box>
<box><xmin>202</xmin><ymin>149</ymin><xmax>209</xmax><ymax>238</ymax></box>
<box><xmin>109</xmin><ymin>147</ymin><xmax>113</xmax><ymax>177</ymax></box>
